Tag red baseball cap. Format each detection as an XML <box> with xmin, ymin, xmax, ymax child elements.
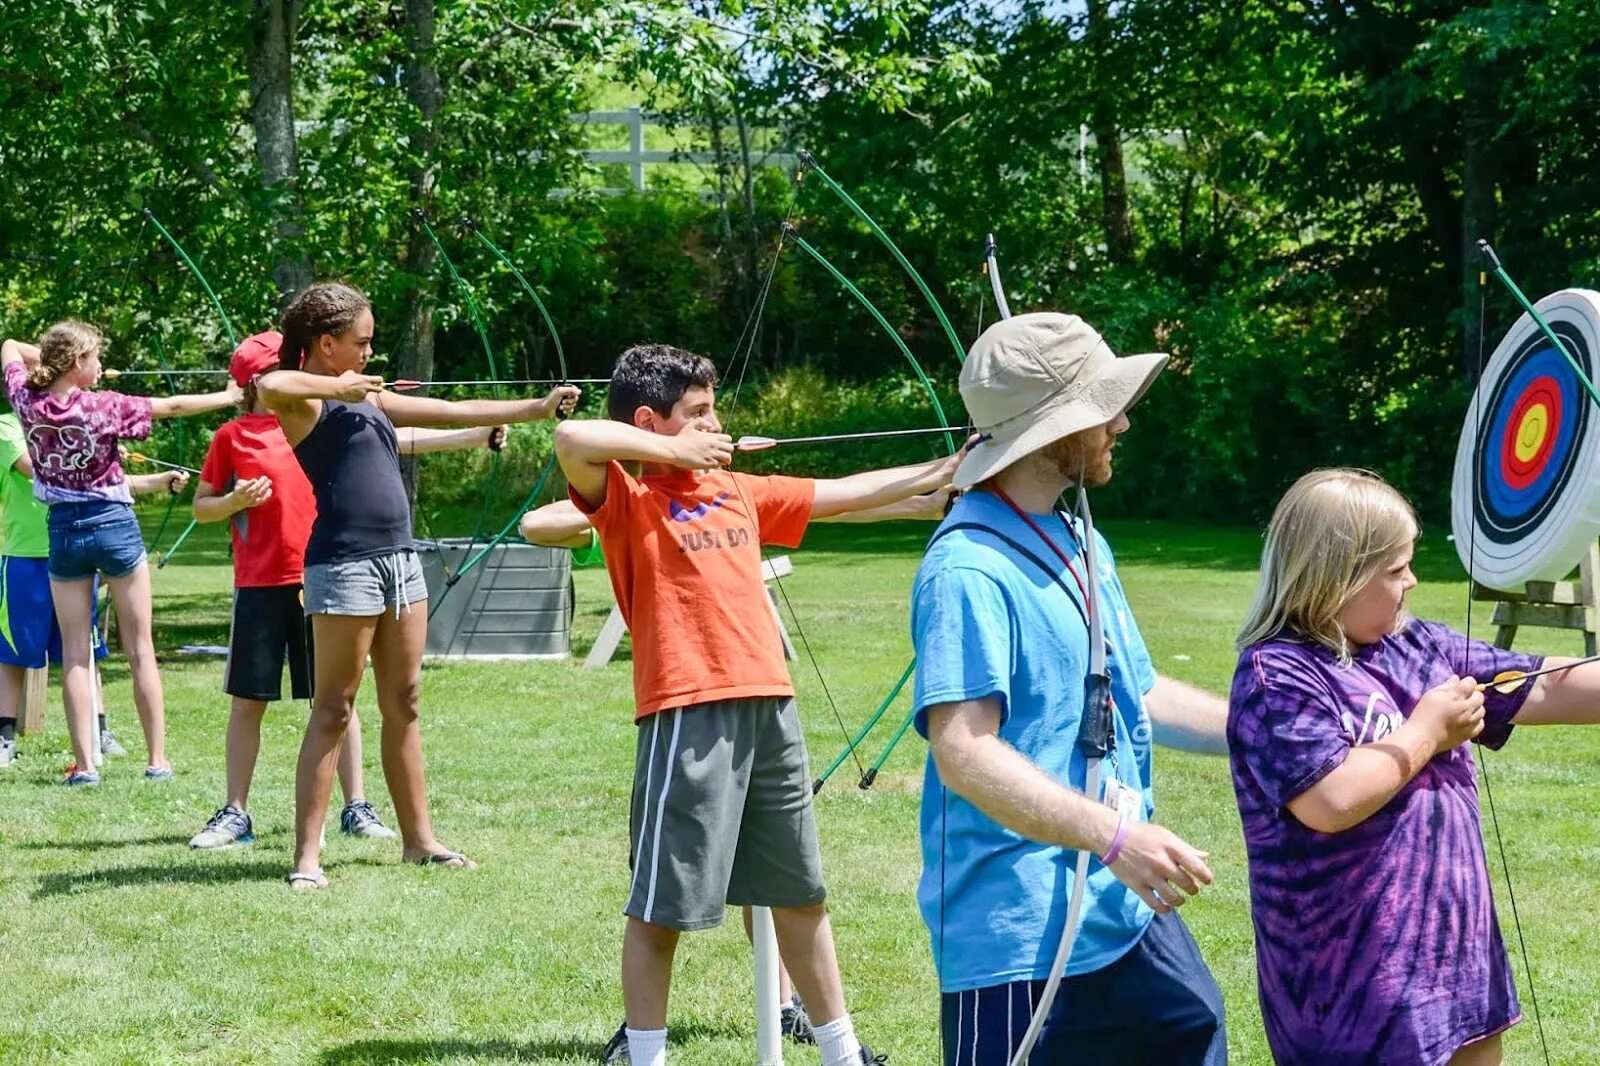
<box><xmin>230</xmin><ymin>331</ymin><xmax>283</xmax><ymax>387</ymax></box>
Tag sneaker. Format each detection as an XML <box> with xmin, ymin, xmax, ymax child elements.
<box><xmin>0</xmin><ymin>736</ymin><xmax>15</xmax><ymax>767</ymax></box>
<box><xmin>340</xmin><ymin>799</ymin><xmax>397</xmax><ymax>839</ymax></box>
<box><xmin>600</xmin><ymin>1022</ymin><xmax>629</xmax><ymax>1064</ymax></box>
<box><xmin>144</xmin><ymin>765</ymin><xmax>174</xmax><ymax>781</ymax></box>
<box><xmin>190</xmin><ymin>805</ymin><xmax>255</xmax><ymax>849</ymax></box>
<box><xmin>782</xmin><ymin>996</ymin><xmax>815</xmax><ymax>1045</ymax></box>
<box><xmin>99</xmin><ymin>729</ymin><xmax>127</xmax><ymax>757</ymax></box>
<box><xmin>859</xmin><ymin>1045</ymin><xmax>888</xmax><ymax>1065</ymax></box>
<box><xmin>62</xmin><ymin>764</ymin><xmax>100</xmax><ymax>787</ymax></box>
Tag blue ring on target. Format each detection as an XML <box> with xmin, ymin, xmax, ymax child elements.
<box><xmin>1481</xmin><ymin>343</ymin><xmax>1583</xmax><ymax>529</ymax></box>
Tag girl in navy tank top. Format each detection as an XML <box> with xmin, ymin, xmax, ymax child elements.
<box><xmin>258</xmin><ymin>282</ymin><xmax>579</xmax><ymax>890</ymax></box>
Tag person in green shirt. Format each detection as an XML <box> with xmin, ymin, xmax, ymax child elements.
<box><xmin>0</xmin><ymin>412</ymin><xmax>186</xmax><ymax>767</ymax></box>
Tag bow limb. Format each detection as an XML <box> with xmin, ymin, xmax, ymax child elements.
<box><xmin>461</xmin><ymin>217</ymin><xmax>570</xmax><ymax>399</ymax></box>
<box><xmin>143</xmin><ymin>209</ymin><xmax>239</xmax><ymax>565</ymax></box>
<box><xmin>785</xmin><ymin>224</ymin><xmax>957</xmax><ymax>456</ymax></box>
<box><xmin>797</xmin><ymin>150</ymin><xmax>966</xmax><ymax>368</ymax></box>
<box><xmin>413</xmin><ymin>212</ymin><xmax>506</xmax><ymax>595</ymax></box>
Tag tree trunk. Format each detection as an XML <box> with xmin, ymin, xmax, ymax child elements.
<box><xmin>1461</xmin><ymin>60</ymin><xmax>1497</xmax><ymax>381</ymax></box>
<box><xmin>246</xmin><ymin>0</ymin><xmax>313</xmax><ymax>303</ymax></box>
<box><xmin>1085</xmin><ymin>0</ymin><xmax>1133</xmax><ymax>264</ymax></box>
<box><xmin>397</xmin><ymin>0</ymin><xmax>443</xmax><ymax>506</ymax></box>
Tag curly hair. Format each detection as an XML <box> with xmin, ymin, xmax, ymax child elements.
<box><xmin>29</xmin><ymin>320</ymin><xmax>104</xmax><ymax>388</ymax></box>
<box><xmin>607</xmin><ymin>343</ymin><xmax>718</xmax><ymax>422</ymax></box>
<box><xmin>278</xmin><ymin>282</ymin><xmax>371</xmax><ymax>371</ymax></box>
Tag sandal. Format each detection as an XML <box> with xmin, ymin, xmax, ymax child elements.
<box><xmin>287</xmin><ymin>868</ymin><xmax>327</xmax><ymax>891</ymax></box>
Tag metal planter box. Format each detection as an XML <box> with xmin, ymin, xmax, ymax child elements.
<box><xmin>418</xmin><ymin>538</ymin><xmax>572</xmax><ymax>659</ymax></box>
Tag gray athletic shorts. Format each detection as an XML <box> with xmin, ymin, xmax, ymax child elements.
<box><xmin>302</xmin><ymin>550</ymin><xmax>427</xmax><ymax>617</ymax></box>
<box><xmin>626</xmin><ymin>696</ymin><xmax>826</xmax><ymax>931</ymax></box>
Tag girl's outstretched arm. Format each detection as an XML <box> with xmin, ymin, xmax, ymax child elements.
<box><xmin>1511</xmin><ymin>658</ymin><xmax>1600</xmax><ymax>725</ymax></box>
<box><xmin>150</xmin><ymin>383</ymin><xmax>243</xmax><ymax>419</ymax></box>
<box><xmin>257</xmin><ymin>369</ymin><xmax>385</xmax><ymax>445</ymax></box>
<box><xmin>377</xmin><ymin>384</ymin><xmax>579</xmax><ymax>430</ymax></box>
<box><xmin>397</xmin><ymin>425</ymin><xmax>505</xmax><ymax>455</ymax></box>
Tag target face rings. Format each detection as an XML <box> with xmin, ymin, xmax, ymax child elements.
<box><xmin>1452</xmin><ymin>289</ymin><xmax>1600</xmax><ymax>590</ymax></box>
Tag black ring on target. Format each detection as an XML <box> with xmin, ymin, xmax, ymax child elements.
<box><xmin>1474</xmin><ymin>320</ymin><xmax>1594</xmax><ymax>545</ymax></box>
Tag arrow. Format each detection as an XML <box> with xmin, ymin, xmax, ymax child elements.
<box><xmin>126</xmin><ymin>452</ymin><xmax>201</xmax><ymax>476</ymax></box>
<box><xmin>735</xmin><ymin>426</ymin><xmax>981</xmax><ymax>451</ymax></box>
<box><xmin>1477</xmin><ymin>654</ymin><xmax>1600</xmax><ymax>694</ymax></box>
<box><xmin>391</xmin><ymin>376</ymin><xmax>608</xmax><ymax>391</ymax></box>
<box><xmin>104</xmin><ymin>368</ymin><xmax>229</xmax><ymax>379</ymax></box>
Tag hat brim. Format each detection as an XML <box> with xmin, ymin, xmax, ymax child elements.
<box><xmin>952</xmin><ymin>351</ymin><xmax>1168</xmax><ymax>489</ymax></box>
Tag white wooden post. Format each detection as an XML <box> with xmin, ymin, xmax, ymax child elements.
<box><xmin>628</xmin><ymin>107</ymin><xmax>645</xmax><ymax>192</ymax></box>
<box><xmin>752</xmin><ymin>906</ymin><xmax>784</xmax><ymax>1066</ymax></box>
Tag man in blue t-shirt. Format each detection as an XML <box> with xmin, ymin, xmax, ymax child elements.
<box><xmin>911</xmin><ymin>312</ymin><xmax>1231</xmax><ymax>1065</ymax></box>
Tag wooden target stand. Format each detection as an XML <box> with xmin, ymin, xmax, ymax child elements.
<box><xmin>1473</xmin><ymin>540</ymin><xmax>1600</xmax><ymax>654</ymax></box>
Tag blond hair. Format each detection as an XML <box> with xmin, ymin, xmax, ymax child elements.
<box><xmin>1237</xmin><ymin>468</ymin><xmax>1420</xmax><ymax>661</ymax></box>
<box><xmin>30</xmin><ymin>320</ymin><xmax>104</xmax><ymax>388</ymax></box>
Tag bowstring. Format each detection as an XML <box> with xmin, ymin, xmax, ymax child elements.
<box><xmin>718</xmin><ymin>182</ymin><xmax>867</xmax><ymax>780</ymax></box>
<box><xmin>1466</xmin><ymin>270</ymin><xmax>1551</xmax><ymax>1065</ymax></box>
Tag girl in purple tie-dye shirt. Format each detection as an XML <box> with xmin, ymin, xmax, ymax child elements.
<box><xmin>1</xmin><ymin>323</ymin><xmax>236</xmax><ymax>783</ymax></box>
<box><xmin>1229</xmin><ymin>469</ymin><xmax>1600</xmax><ymax>1066</ymax></box>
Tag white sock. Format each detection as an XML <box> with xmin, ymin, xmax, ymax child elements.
<box><xmin>813</xmin><ymin>1014</ymin><xmax>862</xmax><ymax>1066</ymax></box>
<box><xmin>625</xmin><ymin>1027</ymin><xmax>667</xmax><ymax>1066</ymax></box>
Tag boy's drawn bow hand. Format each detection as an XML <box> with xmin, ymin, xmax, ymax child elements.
<box><xmin>164</xmin><ymin>470</ymin><xmax>190</xmax><ymax>495</ymax></box>
<box><xmin>1105</xmin><ymin>821</ymin><xmax>1213</xmax><ymax>915</ymax></box>
<box><xmin>541</xmin><ymin>384</ymin><xmax>581</xmax><ymax>418</ymax></box>
<box><xmin>230</xmin><ymin>475</ymin><xmax>273</xmax><ymax>509</ymax></box>
<box><xmin>335</xmin><ymin>370</ymin><xmax>385</xmax><ymax>401</ymax></box>
<box><xmin>670</xmin><ymin>423</ymin><xmax>734</xmax><ymax>471</ymax></box>
<box><xmin>1411</xmin><ymin>675</ymin><xmax>1485</xmax><ymax>751</ymax></box>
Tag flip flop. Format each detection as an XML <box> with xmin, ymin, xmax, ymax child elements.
<box><xmin>411</xmin><ymin>851</ymin><xmax>474</xmax><ymax>868</ymax></box>
<box><xmin>287</xmin><ymin>868</ymin><xmax>327</xmax><ymax>891</ymax></box>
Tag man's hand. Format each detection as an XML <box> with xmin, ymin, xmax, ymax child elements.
<box><xmin>1105</xmin><ymin>821</ymin><xmax>1214</xmax><ymax>914</ymax></box>
<box><xmin>1410</xmin><ymin>675</ymin><xmax>1485</xmax><ymax>751</ymax></box>
<box><xmin>228</xmin><ymin>476</ymin><xmax>273</xmax><ymax>510</ymax></box>
<box><xmin>487</xmin><ymin>425</ymin><xmax>507</xmax><ymax>452</ymax></box>
<box><xmin>164</xmin><ymin>470</ymin><xmax>190</xmax><ymax>495</ymax></box>
<box><xmin>334</xmin><ymin>371</ymin><xmax>385</xmax><ymax>402</ymax></box>
<box><xmin>541</xmin><ymin>384</ymin><xmax>581</xmax><ymax>419</ymax></box>
<box><xmin>670</xmin><ymin>422</ymin><xmax>734</xmax><ymax>471</ymax></box>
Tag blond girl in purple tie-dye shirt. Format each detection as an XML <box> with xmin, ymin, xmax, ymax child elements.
<box><xmin>1228</xmin><ymin>468</ymin><xmax>1600</xmax><ymax>1065</ymax></box>
<box><xmin>1</xmin><ymin>323</ymin><xmax>236</xmax><ymax>783</ymax></box>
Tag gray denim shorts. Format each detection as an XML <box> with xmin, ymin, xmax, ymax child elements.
<box><xmin>626</xmin><ymin>696</ymin><xmax>826</xmax><ymax>931</ymax></box>
<box><xmin>302</xmin><ymin>550</ymin><xmax>427</xmax><ymax>617</ymax></box>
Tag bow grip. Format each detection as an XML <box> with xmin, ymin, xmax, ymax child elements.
<box><xmin>555</xmin><ymin>380</ymin><xmax>572</xmax><ymax>421</ymax></box>
<box><xmin>1076</xmin><ymin>671</ymin><xmax>1114</xmax><ymax>759</ymax></box>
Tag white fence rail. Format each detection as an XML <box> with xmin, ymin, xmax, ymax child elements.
<box><xmin>566</xmin><ymin>107</ymin><xmax>796</xmax><ymax>196</ymax></box>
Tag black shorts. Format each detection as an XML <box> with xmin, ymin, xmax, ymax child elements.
<box><xmin>224</xmin><ymin>585</ymin><xmax>312</xmax><ymax>702</ymax></box>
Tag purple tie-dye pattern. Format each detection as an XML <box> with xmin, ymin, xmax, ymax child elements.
<box><xmin>1228</xmin><ymin>619</ymin><xmax>1540</xmax><ymax>1066</ymax></box>
<box><xmin>3</xmin><ymin>361</ymin><xmax>152</xmax><ymax>505</ymax></box>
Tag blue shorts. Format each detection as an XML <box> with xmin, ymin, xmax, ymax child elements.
<box><xmin>47</xmin><ymin>500</ymin><xmax>147</xmax><ymax>581</ymax></box>
<box><xmin>0</xmin><ymin>556</ymin><xmax>107</xmax><ymax>668</ymax></box>
<box><xmin>939</xmin><ymin>910</ymin><xmax>1226</xmax><ymax>1065</ymax></box>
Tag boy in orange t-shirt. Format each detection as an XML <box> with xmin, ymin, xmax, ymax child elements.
<box><xmin>557</xmin><ymin>343</ymin><xmax>960</xmax><ymax>1066</ymax></box>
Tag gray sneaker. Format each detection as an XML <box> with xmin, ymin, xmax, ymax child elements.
<box><xmin>340</xmin><ymin>800</ymin><xmax>397</xmax><ymax>839</ymax></box>
<box><xmin>0</xmin><ymin>737</ymin><xmax>14</xmax><ymax>767</ymax></box>
<box><xmin>190</xmin><ymin>805</ymin><xmax>255</xmax><ymax>848</ymax></box>
<box><xmin>99</xmin><ymin>729</ymin><xmax>128</xmax><ymax>757</ymax></box>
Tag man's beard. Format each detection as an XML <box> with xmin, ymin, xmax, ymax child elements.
<box><xmin>1041</xmin><ymin>431</ymin><xmax>1111</xmax><ymax>487</ymax></box>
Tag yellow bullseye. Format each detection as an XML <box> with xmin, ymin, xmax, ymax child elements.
<box><xmin>1514</xmin><ymin>403</ymin><xmax>1550</xmax><ymax>463</ymax></box>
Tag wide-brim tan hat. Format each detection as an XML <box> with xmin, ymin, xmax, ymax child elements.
<box><xmin>953</xmin><ymin>312</ymin><xmax>1168</xmax><ymax>489</ymax></box>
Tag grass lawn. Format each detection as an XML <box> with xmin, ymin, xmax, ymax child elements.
<box><xmin>1</xmin><ymin>512</ymin><xmax>1597</xmax><ymax>1064</ymax></box>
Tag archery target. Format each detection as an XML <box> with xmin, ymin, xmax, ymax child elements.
<box><xmin>1452</xmin><ymin>288</ymin><xmax>1600</xmax><ymax>590</ymax></box>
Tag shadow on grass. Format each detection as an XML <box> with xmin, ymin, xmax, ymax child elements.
<box><xmin>30</xmin><ymin>854</ymin><xmax>383</xmax><ymax>899</ymax></box>
<box><xmin>18</xmin><ymin>831</ymin><xmax>195</xmax><ymax>851</ymax></box>
<box><xmin>318</xmin><ymin>1022</ymin><xmax>745</xmax><ymax>1064</ymax></box>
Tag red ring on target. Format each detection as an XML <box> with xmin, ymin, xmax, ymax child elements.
<box><xmin>1501</xmin><ymin>375</ymin><xmax>1563</xmax><ymax>490</ymax></box>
